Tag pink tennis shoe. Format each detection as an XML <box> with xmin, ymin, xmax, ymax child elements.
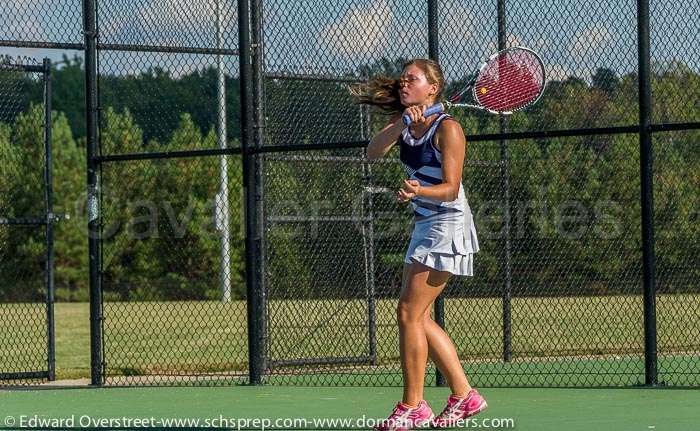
<box><xmin>431</xmin><ymin>388</ymin><xmax>488</xmax><ymax>429</ymax></box>
<box><xmin>374</xmin><ymin>399</ymin><xmax>435</xmax><ymax>431</ymax></box>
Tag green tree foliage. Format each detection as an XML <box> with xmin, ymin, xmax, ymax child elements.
<box><xmin>1</xmin><ymin>105</ymin><xmax>84</xmax><ymax>300</ymax></box>
<box><xmin>98</xmin><ymin>66</ymin><xmax>241</xmax><ymax>145</ymax></box>
<box><xmin>97</xmin><ymin>109</ymin><xmax>246</xmax><ymax>301</ymax></box>
<box><xmin>1</xmin><ymin>106</ymin><xmax>245</xmax><ymax>301</ymax></box>
<box><xmin>51</xmin><ymin>110</ymin><xmax>88</xmax><ymax>301</ymax></box>
<box><xmin>1</xmin><ymin>61</ymin><xmax>697</xmax><ymax>301</ymax></box>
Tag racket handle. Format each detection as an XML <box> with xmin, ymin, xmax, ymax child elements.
<box><xmin>402</xmin><ymin>103</ymin><xmax>444</xmax><ymax>125</ymax></box>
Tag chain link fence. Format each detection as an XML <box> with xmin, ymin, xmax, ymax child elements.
<box><xmin>653</xmin><ymin>130</ymin><xmax>700</xmax><ymax>386</ymax></box>
<box><xmin>0</xmin><ymin>56</ymin><xmax>55</xmax><ymax>385</ymax></box>
<box><xmin>649</xmin><ymin>6</ymin><xmax>700</xmax><ymax>389</ymax></box>
<box><xmin>97</xmin><ymin>154</ymin><xmax>248</xmax><ymax>385</ymax></box>
<box><xmin>91</xmin><ymin>0</ymin><xmax>248</xmax><ymax>385</ymax></box>
<box><xmin>0</xmin><ymin>0</ymin><xmax>698</xmax><ymax>387</ymax></box>
<box><xmin>257</xmin><ymin>0</ymin><xmax>699</xmax><ymax>387</ymax></box>
<box><xmin>0</xmin><ymin>1</ymin><xmax>82</xmax><ymax>48</ymax></box>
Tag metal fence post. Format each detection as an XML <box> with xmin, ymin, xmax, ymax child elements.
<box><xmin>42</xmin><ymin>57</ymin><xmax>56</xmax><ymax>382</ymax></box>
<box><xmin>637</xmin><ymin>0</ymin><xmax>658</xmax><ymax>386</ymax></box>
<box><xmin>360</xmin><ymin>101</ymin><xmax>378</xmax><ymax>365</ymax></box>
<box><xmin>426</xmin><ymin>0</ymin><xmax>448</xmax><ymax>388</ymax></box>
<box><xmin>216</xmin><ymin>0</ymin><xmax>232</xmax><ymax>303</ymax></box>
<box><xmin>83</xmin><ymin>0</ymin><xmax>103</xmax><ymax>387</ymax></box>
<box><xmin>251</xmin><ymin>0</ymin><xmax>268</xmax><ymax>380</ymax></box>
<box><xmin>239</xmin><ymin>0</ymin><xmax>265</xmax><ymax>385</ymax></box>
<box><xmin>497</xmin><ymin>0</ymin><xmax>513</xmax><ymax>364</ymax></box>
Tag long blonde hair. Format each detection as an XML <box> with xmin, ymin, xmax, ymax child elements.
<box><xmin>350</xmin><ymin>58</ymin><xmax>446</xmax><ymax>114</ymax></box>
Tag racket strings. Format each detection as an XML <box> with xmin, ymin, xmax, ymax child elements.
<box><xmin>475</xmin><ymin>51</ymin><xmax>544</xmax><ymax>112</ymax></box>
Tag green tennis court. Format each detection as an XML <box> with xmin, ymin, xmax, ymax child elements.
<box><xmin>2</xmin><ymin>386</ymin><xmax>699</xmax><ymax>430</ymax></box>
<box><xmin>2</xmin><ymin>0</ymin><xmax>700</xmax><ymax>430</ymax></box>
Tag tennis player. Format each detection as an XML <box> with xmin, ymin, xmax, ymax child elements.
<box><xmin>352</xmin><ymin>59</ymin><xmax>487</xmax><ymax>430</ymax></box>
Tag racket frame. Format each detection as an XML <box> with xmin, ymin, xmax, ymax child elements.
<box><xmin>403</xmin><ymin>46</ymin><xmax>546</xmax><ymax>124</ymax></box>
<box><xmin>464</xmin><ymin>45</ymin><xmax>546</xmax><ymax>115</ymax></box>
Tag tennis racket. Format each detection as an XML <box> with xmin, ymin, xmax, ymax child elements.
<box><xmin>403</xmin><ymin>46</ymin><xmax>546</xmax><ymax>125</ymax></box>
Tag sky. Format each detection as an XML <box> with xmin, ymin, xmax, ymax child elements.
<box><xmin>1</xmin><ymin>0</ymin><xmax>698</xmax><ymax>82</ymax></box>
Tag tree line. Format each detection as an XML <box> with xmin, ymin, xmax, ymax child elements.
<box><xmin>0</xmin><ymin>55</ymin><xmax>697</xmax><ymax>301</ymax></box>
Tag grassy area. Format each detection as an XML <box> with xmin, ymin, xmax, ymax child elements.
<box><xmin>0</xmin><ymin>294</ymin><xmax>698</xmax><ymax>383</ymax></box>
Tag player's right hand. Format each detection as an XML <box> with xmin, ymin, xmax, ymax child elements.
<box><xmin>402</xmin><ymin>105</ymin><xmax>428</xmax><ymax>125</ymax></box>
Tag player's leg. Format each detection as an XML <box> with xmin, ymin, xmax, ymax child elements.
<box><xmin>373</xmin><ymin>264</ymin><xmax>443</xmax><ymax>430</ymax></box>
<box><xmin>422</xmin><ymin>306</ymin><xmax>472</xmax><ymax>397</ymax></box>
<box><xmin>398</xmin><ymin>260</ymin><xmax>451</xmax><ymax>407</ymax></box>
<box><xmin>422</xmin><ymin>304</ymin><xmax>488</xmax><ymax>429</ymax></box>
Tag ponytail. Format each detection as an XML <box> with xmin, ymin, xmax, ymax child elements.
<box><xmin>349</xmin><ymin>75</ymin><xmax>404</xmax><ymax>114</ymax></box>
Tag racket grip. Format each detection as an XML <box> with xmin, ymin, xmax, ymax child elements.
<box><xmin>402</xmin><ymin>103</ymin><xmax>444</xmax><ymax>125</ymax></box>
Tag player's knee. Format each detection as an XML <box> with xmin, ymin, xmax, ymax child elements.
<box><xmin>396</xmin><ymin>300</ymin><xmax>422</xmax><ymax>325</ymax></box>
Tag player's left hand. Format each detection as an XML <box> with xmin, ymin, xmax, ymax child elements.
<box><xmin>397</xmin><ymin>179</ymin><xmax>421</xmax><ymax>203</ymax></box>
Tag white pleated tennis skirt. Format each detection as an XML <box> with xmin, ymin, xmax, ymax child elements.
<box><xmin>403</xmin><ymin>208</ymin><xmax>480</xmax><ymax>276</ymax></box>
